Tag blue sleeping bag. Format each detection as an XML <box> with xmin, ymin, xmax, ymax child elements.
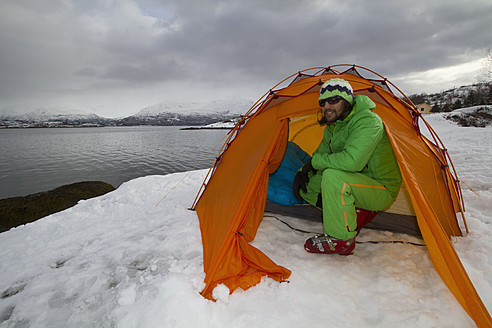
<box><xmin>267</xmin><ymin>141</ymin><xmax>311</xmax><ymax>206</ymax></box>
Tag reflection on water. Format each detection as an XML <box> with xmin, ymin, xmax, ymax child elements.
<box><xmin>0</xmin><ymin>126</ymin><xmax>229</xmax><ymax>199</ymax></box>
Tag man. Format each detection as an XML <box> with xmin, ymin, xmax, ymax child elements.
<box><xmin>293</xmin><ymin>78</ymin><xmax>402</xmax><ymax>255</ymax></box>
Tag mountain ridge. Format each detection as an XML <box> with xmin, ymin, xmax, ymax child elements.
<box><xmin>0</xmin><ymin>99</ymin><xmax>252</xmax><ymax>128</ymax></box>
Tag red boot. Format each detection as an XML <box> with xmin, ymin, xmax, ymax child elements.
<box><xmin>304</xmin><ymin>234</ymin><xmax>355</xmax><ymax>255</ymax></box>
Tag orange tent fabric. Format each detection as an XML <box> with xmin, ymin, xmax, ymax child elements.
<box><xmin>193</xmin><ymin>65</ymin><xmax>491</xmax><ymax>327</ymax></box>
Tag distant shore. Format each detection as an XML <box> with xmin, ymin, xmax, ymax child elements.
<box><xmin>0</xmin><ymin>125</ymin><xmax>234</xmax><ymax>130</ymax></box>
<box><xmin>180</xmin><ymin>126</ymin><xmax>233</xmax><ymax>130</ymax></box>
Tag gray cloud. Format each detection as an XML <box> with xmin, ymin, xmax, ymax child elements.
<box><xmin>0</xmin><ymin>0</ymin><xmax>491</xmax><ymax>116</ymax></box>
<box><xmin>103</xmin><ymin>59</ymin><xmax>186</xmax><ymax>83</ymax></box>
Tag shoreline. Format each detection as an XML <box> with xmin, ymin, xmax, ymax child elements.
<box><xmin>0</xmin><ymin>181</ymin><xmax>116</xmax><ymax>233</ymax></box>
<box><xmin>179</xmin><ymin>126</ymin><xmax>233</xmax><ymax>130</ymax></box>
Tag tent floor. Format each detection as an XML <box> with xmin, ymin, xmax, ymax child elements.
<box><xmin>265</xmin><ymin>201</ymin><xmax>422</xmax><ymax>237</ymax></box>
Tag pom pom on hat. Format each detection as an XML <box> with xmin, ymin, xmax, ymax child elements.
<box><xmin>319</xmin><ymin>78</ymin><xmax>354</xmax><ymax>105</ymax></box>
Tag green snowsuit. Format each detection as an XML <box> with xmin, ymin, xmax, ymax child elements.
<box><xmin>300</xmin><ymin>95</ymin><xmax>402</xmax><ymax>240</ymax></box>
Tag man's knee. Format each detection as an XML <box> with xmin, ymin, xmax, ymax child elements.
<box><xmin>321</xmin><ymin>168</ymin><xmax>342</xmax><ymax>180</ymax></box>
<box><xmin>321</xmin><ymin>168</ymin><xmax>346</xmax><ymax>190</ymax></box>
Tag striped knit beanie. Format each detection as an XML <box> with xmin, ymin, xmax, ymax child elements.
<box><xmin>318</xmin><ymin>78</ymin><xmax>354</xmax><ymax>106</ymax></box>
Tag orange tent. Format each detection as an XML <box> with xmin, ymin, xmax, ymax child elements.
<box><xmin>192</xmin><ymin>65</ymin><xmax>491</xmax><ymax>327</ymax></box>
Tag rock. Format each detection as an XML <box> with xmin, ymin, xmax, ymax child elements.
<box><xmin>0</xmin><ymin>181</ymin><xmax>115</xmax><ymax>233</ymax></box>
<box><xmin>444</xmin><ymin>106</ymin><xmax>492</xmax><ymax>127</ymax></box>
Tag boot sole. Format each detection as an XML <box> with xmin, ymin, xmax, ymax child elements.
<box><xmin>304</xmin><ymin>243</ymin><xmax>354</xmax><ymax>255</ymax></box>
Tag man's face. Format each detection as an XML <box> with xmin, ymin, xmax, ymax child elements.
<box><xmin>319</xmin><ymin>96</ymin><xmax>346</xmax><ymax>123</ymax></box>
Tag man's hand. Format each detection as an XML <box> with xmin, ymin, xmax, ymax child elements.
<box><xmin>300</xmin><ymin>158</ymin><xmax>315</xmax><ymax>181</ymax></box>
<box><xmin>293</xmin><ymin>171</ymin><xmax>305</xmax><ymax>201</ymax></box>
<box><xmin>293</xmin><ymin>158</ymin><xmax>316</xmax><ymax>201</ymax></box>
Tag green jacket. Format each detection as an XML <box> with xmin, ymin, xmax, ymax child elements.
<box><xmin>311</xmin><ymin>95</ymin><xmax>402</xmax><ymax>197</ymax></box>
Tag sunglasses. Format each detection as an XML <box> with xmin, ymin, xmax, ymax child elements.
<box><xmin>318</xmin><ymin>96</ymin><xmax>342</xmax><ymax>107</ymax></box>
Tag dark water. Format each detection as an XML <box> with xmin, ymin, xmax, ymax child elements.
<box><xmin>0</xmin><ymin>126</ymin><xmax>229</xmax><ymax>199</ymax></box>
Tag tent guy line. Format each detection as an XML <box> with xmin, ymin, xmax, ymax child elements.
<box><xmin>265</xmin><ymin>214</ymin><xmax>426</xmax><ymax>247</ymax></box>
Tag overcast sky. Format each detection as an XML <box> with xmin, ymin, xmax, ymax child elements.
<box><xmin>1</xmin><ymin>0</ymin><xmax>491</xmax><ymax>117</ymax></box>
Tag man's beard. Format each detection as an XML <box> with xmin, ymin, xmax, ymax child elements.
<box><xmin>317</xmin><ymin>104</ymin><xmax>352</xmax><ymax>125</ymax></box>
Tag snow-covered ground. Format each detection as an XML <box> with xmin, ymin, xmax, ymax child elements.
<box><xmin>0</xmin><ymin>113</ymin><xmax>490</xmax><ymax>327</ymax></box>
<box><xmin>200</xmin><ymin>117</ymin><xmax>242</xmax><ymax>129</ymax></box>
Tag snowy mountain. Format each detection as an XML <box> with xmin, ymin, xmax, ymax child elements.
<box><xmin>117</xmin><ymin>111</ymin><xmax>242</xmax><ymax>127</ymax></box>
<box><xmin>134</xmin><ymin>99</ymin><xmax>253</xmax><ymax>116</ymax></box>
<box><xmin>1</xmin><ymin>104</ymin><xmax>96</xmax><ymax>119</ymax></box>
<box><xmin>117</xmin><ymin>99</ymin><xmax>252</xmax><ymax>126</ymax></box>
<box><xmin>0</xmin><ymin>104</ymin><xmax>113</xmax><ymax>128</ymax></box>
<box><xmin>0</xmin><ymin>99</ymin><xmax>253</xmax><ymax>128</ymax></box>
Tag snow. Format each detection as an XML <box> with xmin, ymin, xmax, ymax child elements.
<box><xmin>451</xmin><ymin>105</ymin><xmax>492</xmax><ymax>114</ymax></box>
<box><xmin>0</xmin><ymin>104</ymin><xmax>100</xmax><ymax>120</ymax></box>
<box><xmin>1</xmin><ymin>114</ymin><xmax>491</xmax><ymax>327</ymax></box>
<box><xmin>200</xmin><ymin>117</ymin><xmax>242</xmax><ymax>129</ymax></box>
<box><xmin>134</xmin><ymin>99</ymin><xmax>253</xmax><ymax>117</ymax></box>
<box><xmin>0</xmin><ymin>99</ymin><xmax>254</xmax><ymax>121</ymax></box>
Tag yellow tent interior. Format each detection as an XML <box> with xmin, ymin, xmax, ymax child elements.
<box><xmin>192</xmin><ymin>65</ymin><xmax>491</xmax><ymax>327</ymax></box>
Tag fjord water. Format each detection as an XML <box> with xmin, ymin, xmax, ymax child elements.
<box><xmin>0</xmin><ymin>126</ymin><xmax>229</xmax><ymax>199</ymax></box>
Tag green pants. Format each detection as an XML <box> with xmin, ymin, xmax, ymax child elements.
<box><xmin>300</xmin><ymin>168</ymin><xmax>397</xmax><ymax>240</ymax></box>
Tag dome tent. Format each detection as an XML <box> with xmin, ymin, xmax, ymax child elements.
<box><xmin>192</xmin><ymin>65</ymin><xmax>491</xmax><ymax>327</ymax></box>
